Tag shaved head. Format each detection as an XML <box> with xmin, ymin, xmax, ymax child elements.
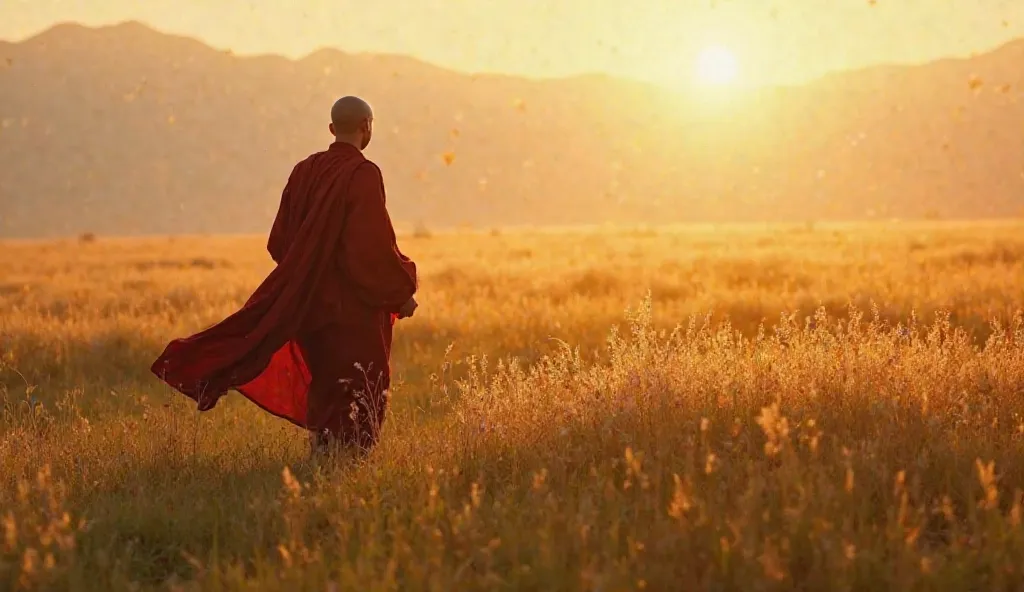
<box><xmin>330</xmin><ymin>96</ymin><xmax>373</xmax><ymax>134</ymax></box>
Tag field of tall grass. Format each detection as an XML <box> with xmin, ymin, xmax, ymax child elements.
<box><xmin>2</xmin><ymin>221</ymin><xmax>1023</xmax><ymax>590</ymax></box>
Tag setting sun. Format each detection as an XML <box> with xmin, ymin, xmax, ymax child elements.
<box><xmin>694</xmin><ymin>45</ymin><xmax>740</xmax><ymax>86</ymax></box>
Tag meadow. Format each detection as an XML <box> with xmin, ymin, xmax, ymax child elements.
<box><xmin>2</xmin><ymin>221</ymin><xmax>1024</xmax><ymax>590</ymax></box>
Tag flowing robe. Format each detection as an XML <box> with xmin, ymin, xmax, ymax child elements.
<box><xmin>151</xmin><ymin>142</ymin><xmax>417</xmax><ymax>439</ymax></box>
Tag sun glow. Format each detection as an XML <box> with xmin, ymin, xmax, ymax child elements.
<box><xmin>694</xmin><ymin>45</ymin><xmax>739</xmax><ymax>86</ymax></box>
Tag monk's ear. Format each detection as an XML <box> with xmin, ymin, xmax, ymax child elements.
<box><xmin>329</xmin><ymin>122</ymin><xmax>335</xmax><ymax>136</ymax></box>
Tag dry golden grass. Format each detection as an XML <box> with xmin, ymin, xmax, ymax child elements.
<box><xmin>2</xmin><ymin>221</ymin><xmax>1024</xmax><ymax>590</ymax></box>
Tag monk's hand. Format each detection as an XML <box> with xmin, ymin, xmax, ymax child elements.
<box><xmin>397</xmin><ymin>296</ymin><xmax>418</xmax><ymax>319</ymax></box>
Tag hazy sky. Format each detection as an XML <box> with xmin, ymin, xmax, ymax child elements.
<box><xmin>2</xmin><ymin>0</ymin><xmax>1023</xmax><ymax>87</ymax></box>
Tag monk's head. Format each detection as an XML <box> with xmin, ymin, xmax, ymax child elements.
<box><xmin>329</xmin><ymin>96</ymin><xmax>374</xmax><ymax>150</ymax></box>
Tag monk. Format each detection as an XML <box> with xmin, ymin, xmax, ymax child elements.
<box><xmin>151</xmin><ymin>96</ymin><xmax>418</xmax><ymax>457</ymax></box>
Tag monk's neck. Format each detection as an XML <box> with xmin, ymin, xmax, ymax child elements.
<box><xmin>332</xmin><ymin>138</ymin><xmax>363</xmax><ymax>151</ymax></box>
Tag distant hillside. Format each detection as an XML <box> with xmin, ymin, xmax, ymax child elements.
<box><xmin>1</xmin><ymin>22</ymin><xmax>1022</xmax><ymax>238</ymax></box>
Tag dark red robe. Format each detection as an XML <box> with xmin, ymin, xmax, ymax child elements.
<box><xmin>151</xmin><ymin>142</ymin><xmax>417</xmax><ymax>433</ymax></box>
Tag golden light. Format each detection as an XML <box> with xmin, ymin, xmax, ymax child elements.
<box><xmin>694</xmin><ymin>45</ymin><xmax>739</xmax><ymax>86</ymax></box>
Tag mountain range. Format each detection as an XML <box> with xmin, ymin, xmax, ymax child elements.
<box><xmin>1</xmin><ymin>22</ymin><xmax>1022</xmax><ymax>238</ymax></box>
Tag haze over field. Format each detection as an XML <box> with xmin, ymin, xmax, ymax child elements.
<box><xmin>1</xmin><ymin>17</ymin><xmax>1024</xmax><ymax>237</ymax></box>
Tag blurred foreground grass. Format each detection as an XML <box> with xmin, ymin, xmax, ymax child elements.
<box><xmin>2</xmin><ymin>221</ymin><xmax>1023</xmax><ymax>590</ymax></box>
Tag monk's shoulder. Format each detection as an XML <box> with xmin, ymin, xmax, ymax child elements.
<box><xmin>290</xmin><ymin>153</ymin><xmax>321</xmax><ymax>177</ymax></box>
<box><xmin>351</xmin><ymin>160</ymin><xmax>386</xmax><ymax>189</ymax></box>
<box><xmin>355</xmin><ymin>159</ymin><xmax>384</xmax><ymax>179</ymax></box>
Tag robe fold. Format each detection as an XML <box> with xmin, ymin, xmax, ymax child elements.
<box><xmin>150</xmin><ymin>142</ymin><xmax>417</xmax><ymax>430</ymax></box>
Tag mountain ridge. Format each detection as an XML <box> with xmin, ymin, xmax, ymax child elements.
<box><xmin>1</xmin><ymin>22</ymin><xmax>1022</xmax><ymax>238</ymax></box>
<box><xmin>15</xmin><ymin>20</ymin><xmax>1024</xmax><ymax>88</ymax></box>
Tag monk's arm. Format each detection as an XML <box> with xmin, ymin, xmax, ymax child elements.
<box><xmin>342</xmin><ymin>163</ymin><xmax>418</xmax><ymax>311</ymax></box>
<box><xmin>267</xmin><ymin>165</ymin><xmax>299</xmax><ymax>264</ymax></box>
